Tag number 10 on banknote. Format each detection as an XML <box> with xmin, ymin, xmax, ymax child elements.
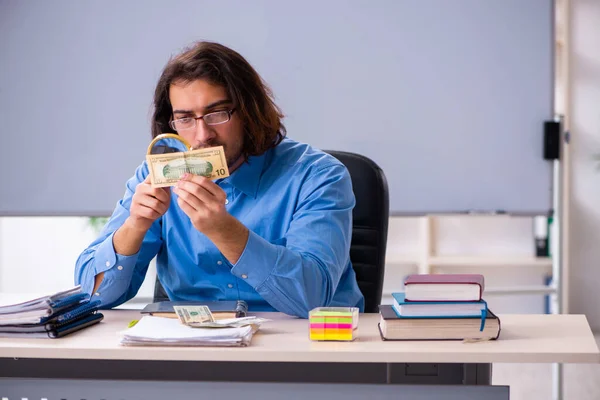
<box><xmin>145</xmin><ymin>134</ymin><xmax>230</xmax><ymax>187</ymax></box>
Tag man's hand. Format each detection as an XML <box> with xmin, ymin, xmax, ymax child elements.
<box><xmin>173</xmin><ymin>173</ymin><xmax>229</xmax><ymax>234</ymax></box>
<box><xmin>127</xmin><ymin>175</ymin><xmax>171</xmax><ymax>232</ymax></box>
<box><xmin>104</xmin><ymin>175</ymin><xmax>171</xmax><ymax>290</ymax></box>
<box><xmin>174</xmin><ymin>173</ymin><xmax>248</xmax><ymax>263</ymax></box>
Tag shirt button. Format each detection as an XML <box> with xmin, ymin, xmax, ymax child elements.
<box><xmin>225</xmin><ymin>199</ymin><xmax>229</xmax><ymax>205</ymax></box>
<box><xmin>94</xmin><ymin>292</ymin><xmax>100</xmax><ymax>296</ymax></box>
<box><xmin>117</xmin><ymin>265</ymin><xmax>123</xmax><ymax>271</ymax></box>
<box><xmin>241</xmin><ymin>274</ymin><xmax>248</xmax><ymax>279</ymax></box>
<box><xmin>105</xmin><ymin>261</ymin><xmax>110</xmax><ymax>267</ymax></box>
<box><xmin>227</xmin><ymin>284</ymin><xmax>234</xmax><ymax>288</ymax></box>
<box><xmin>217</xmin><ymin>261</ymin><xmax>223</xmax><ymax>265</ymax></box>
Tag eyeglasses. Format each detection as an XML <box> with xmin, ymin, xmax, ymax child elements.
<box><xmin>169</xmin><ymin>108</ymin><xmax>236</xmax><ymax>131</ymax></box>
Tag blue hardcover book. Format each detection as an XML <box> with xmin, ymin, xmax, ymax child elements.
<box><xmin>391</xmin><ymin>292</ymin><xmax>487</xmax><ymax>318</ymax></box>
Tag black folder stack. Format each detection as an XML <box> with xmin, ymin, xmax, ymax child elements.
<box><xmin>0</xmin><ymin>286</ymin><xmax>103</xmax><ymax>338</ymax></box>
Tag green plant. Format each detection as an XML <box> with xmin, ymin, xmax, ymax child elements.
<box><xmin>88</xmin><ymin>217</ymin><xmax>109</xmax><ymax>233</ymax></box>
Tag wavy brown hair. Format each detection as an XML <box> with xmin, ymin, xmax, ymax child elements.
<box><xmin>151</xmin><ymin>41</ymin><xmax>286</xmax><ymax>156</ymax></box>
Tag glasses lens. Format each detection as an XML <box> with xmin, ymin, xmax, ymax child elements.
<box><xmin>173</xmin><ymin>118</ymin><xmax>195</xmax><ymax>131</ymax></box>
<box><xmin>204</xmin><ymin>111</ymin><xmax>229</xmax><ymax>125</ymax></box>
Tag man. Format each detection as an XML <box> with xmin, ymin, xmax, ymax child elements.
<box><xmin>75</xmin><ymin>41</ymin><xmax>364</xmax><ymax>318</ymax></box>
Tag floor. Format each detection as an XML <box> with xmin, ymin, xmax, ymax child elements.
<box><xmin>492</xmin><ymin>335</ymin><xmax>600</xmax><ymax>399</ymax></box>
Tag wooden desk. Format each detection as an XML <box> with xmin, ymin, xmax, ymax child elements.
<box><xmin>0</xmin><ymin>310</ymin><xmax>598</xmax><ymax>363</ymax></box>
<box><xmin>0</xmin><ymin>310</ymin><xmax>598</xmax><ymax>400</ymax></box>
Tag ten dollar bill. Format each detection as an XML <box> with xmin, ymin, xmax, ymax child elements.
<box><xmin>173</xmin><ymin>305</ymin><xmax>214</xmax><ymax>325</ymax></box>
<box><xmin>146</xmin><ymin>146</ymin><xmax>230</xmax><ymax>187</ymax></box>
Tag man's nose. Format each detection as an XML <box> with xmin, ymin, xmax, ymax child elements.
<box><xmin>194</xmin><ymin>120</ymin><xmax>215</xmax><ymax>144</ymax></box>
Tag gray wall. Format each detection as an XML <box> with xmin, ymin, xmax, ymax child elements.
<box><xmin>0</xmin><ymin>0</ymin><xmax>554</xmax><ymax>216</ymax></box>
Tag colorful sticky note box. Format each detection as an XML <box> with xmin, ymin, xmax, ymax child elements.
<box><xmin>309</xmin><ymin>307</ymin><xmax>359</xmax><ymax>341</ymax></box>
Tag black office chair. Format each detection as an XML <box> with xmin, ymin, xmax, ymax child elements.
<box><xmin>154</xmin><ymin>150</ymin><xmax>389</xmax><ymax>313</ymax></box>
<box><xmin>325</xmin><ymin>150</ymin><xmax>389</xmax><ymax>313</ymax></box>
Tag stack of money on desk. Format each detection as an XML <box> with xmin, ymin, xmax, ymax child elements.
<box><xmin>120</xmin><ymin>305</ymin><xmax>267</xmax><ymax>347</ymax></box>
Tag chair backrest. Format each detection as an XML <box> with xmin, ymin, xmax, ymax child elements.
<box><xmin>325</xmin><ymin>150</ymin><xmax>389</xmax><ymax>313</ymax></box>
<box><xmin>153</xmin><ymin>150</ymin><xmax>389</xmax><ymax>313</ymax></box>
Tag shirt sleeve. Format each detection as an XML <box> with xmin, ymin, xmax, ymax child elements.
<box><xmin>74</xmin><ymin>162</ymin><xmax>164</xmax><ymax>308</ymax></box>
<box><xmin>230</xmin><ymin>163</ymin><xmax>355</xmax><ymax>318</ymax></box>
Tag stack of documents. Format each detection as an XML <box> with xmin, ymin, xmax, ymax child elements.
<box><xmin>0</xmin><ymin>286</ymin><xmax>103</xmax><ymax>338</ymax></box>
<box><xmin>120</xmin><ymin>316</ymin><xmax>260</xmax><ymax>347</ymax></box>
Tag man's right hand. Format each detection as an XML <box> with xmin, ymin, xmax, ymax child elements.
<box><xmin>111</xmin><ymin>175</ymin><xmax>170</xmax><ymax>258</ymax></box>
<box><xmin>126</xmin><ymin>175</ymin><xmax>171</xmax><ymax>232</ymax></box>
<box><xmin>99</xmin><ymin>176</ymin><xmax>171</xmax><ymax>291</ymax></box>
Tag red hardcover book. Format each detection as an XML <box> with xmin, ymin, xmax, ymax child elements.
<box><xmin>404</xmin><ymin>274</ymin><xmax>485</xmax><ymax>302</ymax></box>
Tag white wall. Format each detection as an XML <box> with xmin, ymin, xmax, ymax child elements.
<box><xmin>0</xmin><ymin>216</ymin><xmax>549</xmax><ymax>314</ymax></box>
<box><xmin>2</xmin><ymin>1</ymin><xmax>581</xmax><ymax>317</ymax></box>
<box><xmin>568</xmin><ymin>0</ymin><xmax>600</xmax><ymax>330</ymax></box>
<box><xmin>0</xmin><ymin>217</ymin><xmax>156</xmax><ymax>302</ymax></box>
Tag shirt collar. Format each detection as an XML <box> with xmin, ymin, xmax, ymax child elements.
<box><xmin>223</xmin><ymin>152</ymin><xmax>267</xmax><ymax>199</ymax></box>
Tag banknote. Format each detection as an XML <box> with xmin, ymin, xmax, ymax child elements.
<box><xmin>146</xmin><ymin>146</ymin><xmax>230</xmax><ymax>187</ymax></box>
<box><xmin>173</xmin><ymin>305</ymin><xmax>214</xmax><ymax>325</ymax></box>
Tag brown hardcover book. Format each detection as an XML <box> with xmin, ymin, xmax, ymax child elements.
<box><xmin>378</xmin><ymin>304</ymin><xmax>501</xmax><ymax>341</ymax></box>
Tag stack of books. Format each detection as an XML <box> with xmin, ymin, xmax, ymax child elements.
<box><xmin>0</xmin><ymin>286</ymin><xmax>103</xmax><ymax>338</ymax></box>
<box><xmin>378</xmin><ymin>274</ymin><xmax>501</xmax><ymax>341</ymax></box>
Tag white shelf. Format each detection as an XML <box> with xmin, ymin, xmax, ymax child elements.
<box><xmin>385</xmin><ymin>255</ymin><xmax>552</xmax><ymax>269</ymax></box>
<box><xmin>382</xmin><ymin>285</ymin><xmax>557</xmax><ymax>298</ymax></box>
<box><xmin>384</xmin><ymin>215</ymin><xmax>558</xmax><ymax>300</ymax></box>
<box><xmin>485</xmin><ymin>286</ymin><xmax>557</xmax><ymax>295</ymax></box>
<box><xmin>429</xmin><ymin>256</ymin><xmax>552</xmax><ymax>268</ymax></box>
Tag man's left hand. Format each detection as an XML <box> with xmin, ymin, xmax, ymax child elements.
<box><xmin>173</xmin><ymin>173</ymin><xmax>230</xmax><ymax>235</ymax></box>
<box><xmin>173</xmin><ymin>173</ymin><xmax>249</xmax><ymax>264</ymax></box>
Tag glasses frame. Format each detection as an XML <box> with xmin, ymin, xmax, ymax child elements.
<box><xmin>169</xmin><ymin>108</ymin><xmax>236</xmax><ymax>131</ymax></box>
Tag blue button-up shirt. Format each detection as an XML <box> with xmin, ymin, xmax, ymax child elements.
<box><xmin>74</xmin><ymin>138</ymin><xmax>364</xmax><ymax>318</ymax></box>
